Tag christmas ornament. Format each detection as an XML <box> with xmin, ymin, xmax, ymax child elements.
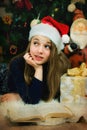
<box><xmin>2</xmin><ymin>15</ymin><xmax>12</xmax><ymax>25</ymax></box>
<box><xmin>24</xmin><ymin>0</ymin><xmax>33</xmax><ymax>10</ymax></box>
<box><xmin>30</xmin><ymin>19</ymin><xmax>40</xmax><ymax>27</ymax></box>
<box><xmin>13</xmin><ymin>0</ymin><xmax>33</xmax><ymax>10</ymax></box>
<box><xmin>68</xmin><ymin>0</ymin><xmax>85</xmax><ymax>12</ymax></box>
<box><xmin>14</xmin><ymin>0</ymin><xmax>24</xmax><ymax>9</ymax></box>
<box><xmin>9</xmin><ymin>45</ymin><xmax>17</xmax><ymax>55</ymax></box>
<box><xmin>30</xmin><ymin>13</ymin><xmax>41</xmax><ymax>27</ymax></box>
<box><xmin>67</xmin><ymin>3</ymin><xmax>76</xmax><ymax>12</ymax></box>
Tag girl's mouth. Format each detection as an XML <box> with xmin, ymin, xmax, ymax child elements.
<box><xmin>35</xmin><ymin>55</ymin><xmax>43</xmax><ymax>61</ymax></box>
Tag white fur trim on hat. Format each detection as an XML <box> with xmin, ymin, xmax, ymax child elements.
<box><xmin>29</xmin><ymin>23</ymin><xmax>64</xmax><ymax>53</ymax></box>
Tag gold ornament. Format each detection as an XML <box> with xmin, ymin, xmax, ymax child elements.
<box><xmin>67</xmin><ymin>3</ymin><xmax>76</xmax><ymax>12</ymax></box>
<box><xmin>30</xmin><ymin>19</ymin><xmax>40</xmax><ymax>27</ymax></box>
<box><xmin>54</xmin><ymin>8</ymin><xmax>59</xmax><ymax>12</ymax></box>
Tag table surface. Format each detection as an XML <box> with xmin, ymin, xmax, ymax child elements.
<box><xmin>0</xmin><ymin>114</ymin><xmax>87</xmax><ymax>130</ymax></box>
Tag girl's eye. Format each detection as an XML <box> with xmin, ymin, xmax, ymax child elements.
<box><xmin>33</xmin><ymin>41</ymin><xmax>38</xmax><ymax>45</ymax></box>
<box><xmin>45</xmin><ymin>45</ymin><xmax>51</xmax><ymax>49</ymax></box>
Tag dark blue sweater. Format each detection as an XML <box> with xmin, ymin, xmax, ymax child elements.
<box><xmin>7</xmin><ymin>55</ymin><xmax>60</xmax><ymax>104</ymax></box>
<box><xmin>7</xmin><ymin>56</ymin><xmax>50</xmax><ymax>104</ymax></box>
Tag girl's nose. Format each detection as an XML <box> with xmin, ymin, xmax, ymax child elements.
<box><xmin>38</xmin><ymin>46</ymin><xmax>43</xmax><ymax>53</ymax></box>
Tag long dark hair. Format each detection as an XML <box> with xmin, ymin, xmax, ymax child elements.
<box><xmin>24</xmin><ymin>40</ymin><xmax>71</xmax><ymax>101</ymax></box>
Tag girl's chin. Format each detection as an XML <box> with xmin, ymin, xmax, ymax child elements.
<box><xmin>35</xmin><ymin>62</ymin><xmax>43</xmax><ymax>65</ymax></box>
<box><xmin>35</xmin><ymin>60</ymin><xmax>44</xmax><ymax>65</ymax></box>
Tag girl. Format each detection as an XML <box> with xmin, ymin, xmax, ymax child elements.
<box><xmin>0</xmin><ymin>16</ymin><xmax>71</xmax><ymax>104</ymax></box>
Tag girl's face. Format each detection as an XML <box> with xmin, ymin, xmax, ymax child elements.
<box><xmin>29</xmin><ymin>35</ymin><xmax>51</xmax><ymax>65</ymax></box>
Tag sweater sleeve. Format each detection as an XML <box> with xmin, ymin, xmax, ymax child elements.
<box><xmin>7</xmin><ymin>57</ymin><xmax>44</xmax><ymax>104</ymax></box>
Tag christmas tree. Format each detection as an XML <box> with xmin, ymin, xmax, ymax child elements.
<box><xmin>0</xmin><ymin>0</ymin><xmax>87</xmax><ymax>63</ymax></box>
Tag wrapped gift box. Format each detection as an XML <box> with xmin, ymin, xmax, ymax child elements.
<box><xmin>60</xmin><ymin>74</ymin><xmax>87</xmax><ymax>103</ymax></box>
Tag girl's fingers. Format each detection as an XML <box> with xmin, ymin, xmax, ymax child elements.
<box><xmin>24</xmin><ymin>53</ymin><xmax>32</xmax><ymax>60</ymax></box>
<box><xmin>0</xmin><ymin>93</ymin><xmax>21</xmax><ymax>102</ymax></box>
<box><xmin>24</xmin><ymin>53</ymin><xmax>34</xmax><ymax>66</ymax></box>
<box><xmin>23</xmin><ymin>53</ymin><xmax>29</xmax><ymax>59</ymax></box>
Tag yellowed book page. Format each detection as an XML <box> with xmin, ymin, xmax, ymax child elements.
<box><xmin>36</xmin><ymin>100</ymin><xmax>73</xmax><ymax>119</ymax></box>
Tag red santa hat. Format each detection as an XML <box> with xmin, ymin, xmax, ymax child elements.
<box><xmin>29</xmin><ymin>16</ymin><xmax>70</xmax><ymax>54</ymax></box>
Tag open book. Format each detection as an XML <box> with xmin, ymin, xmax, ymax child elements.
<box><xmin>0</xmin><ymin>100</ymin><xmax>74</xmax><ymax>123</ymax></box>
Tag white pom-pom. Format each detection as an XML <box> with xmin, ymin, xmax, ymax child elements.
<box><xmin>67</xmin><ymin>3</ymin><xmax>76</xmax><ymax>12</ymax></box>
<box><xmin>62</xmin><ymin>34</ymin><xmax>70</xmax><ymax>44</ymax></box>
<box><xmin>30</xmin><ymin>19</ymin><xmax>40</xmax><ymax>27</ymax></box>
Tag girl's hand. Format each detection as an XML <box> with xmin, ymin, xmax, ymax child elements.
<box><xmin>23</xmin><ymin>53</ymin><xmax>43</xmax><ymax>81</ymax></box>
<box><xmin>23</xmin><ymin>53</ymin><xmax>42</xmax><ymax>70</ymax></box>
<box><xmin>0</xmin><ymin>93</ymin><xmax>22</xmax><ymax>102</ymax></box>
